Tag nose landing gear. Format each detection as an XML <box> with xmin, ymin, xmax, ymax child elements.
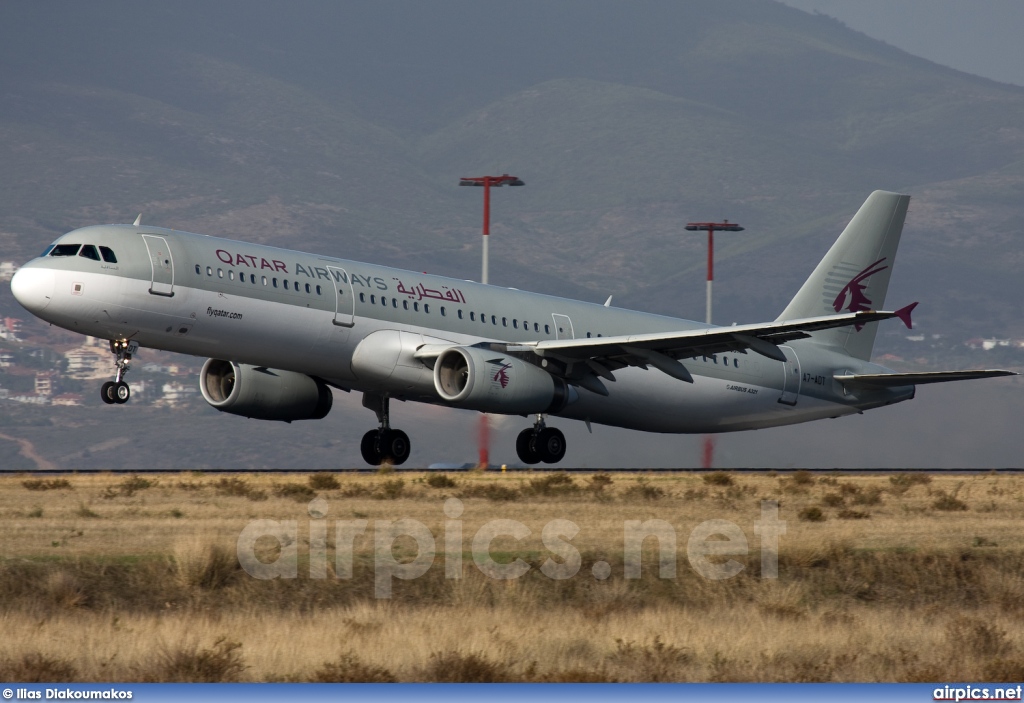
<box><xmin>100</xmin><ymin>339</ymin><xmax>136</xmax><ymax>405</ymax></box>
<box><xmin>359</xmin><ymin>393</ymin><xmax>411</xmax><ymax>466</ymax></box>
<box><xmin>516</xmin><ymin>415</ymin><xmax>566</xmax><ymax>465</ymax></box>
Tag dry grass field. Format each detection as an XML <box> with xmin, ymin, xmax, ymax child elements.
<box><xmin>1</xmin><ymin>470</ymin><xmax>1023</xmax><ymax>682</ymax></box>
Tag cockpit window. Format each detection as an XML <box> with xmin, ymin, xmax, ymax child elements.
<box><xmin>79</xmin><ymin>245</ymin><xmax>101</xmax><ymax>261</ymax></box>
<box><xmin>50</xmin><ymin>244</ymin><xmax>81</xmax><ymax>257</ymax></box>
<box><xmin>99</xmin><ymin>246</ymin><xmax>118</xmax><ymax>263</ymax></box>
<box><xmin>41</xmin><ymin>245</ymin><xmax>55</xmax><ymax>257</ymax></box>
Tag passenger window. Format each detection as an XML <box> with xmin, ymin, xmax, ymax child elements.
<box><xmin>250</xmin><ymin>274</ymin><xmax>256</xmax><ymax>284</ymax></box>
<box><xmin>229</xmin><ymin>271</ymin><xmax>235</xmax><ymax>281</ymax></box>
<box><xmin>469</xmin><ymin>311</ymin><xmax>475</xmax><ymax>321</ymax></box>
<box><xmin>502</xmin><ymin>317</ymin><xmax>507</xmax><ymax>327</ymax></box>
<box><xmin>587</xmin><ymin>332</ymin><xmax>592</xmax><ymax>338</ymax></box>
<box><xmin>273</xmin><ymin>278</ymin><xmax>278</xmax><ymax>288</ymax></box>
<box><xmin>50</xmin><ymin>244</ymin><xmax>81</xmax><ymax>257</ymax></box>
<box><xmin>99</xmin><ymin>246</ymin><xmax>118</xmax><ymax>263</ymax></box>
<box><xmin>305</xmin><ymin>283</ymin><xmax>311</xmax><ymax>294</ymax></box>
<box><xmin>370</xmin><ymin>294</ymin><xmax>375</xmax><ymax>303</ymax></box>
<box><xmin>545</xmin><ymin>324</ymin><xmax>550</xmax><ymax>335</ymax></box>
<box><xmin>285</xmin><ymin>280</ymin><xmax>290</xmax><ymax>290</ymax></box>
<box><xmin>534</xmin><ymin>323</ymin><xmax>539</xmax><ymax>332</ymax></box>
<box><xmin>491</xmin><ymin>315</ymin><xmax>496</xmax><ymax>325</ymax></box>
<box><xmin>441</xmin><ymin>306</ymin><xmax>446</xmax><ymax>316</ymax></box>
<box><xmin>403</xmin><ymin>300</ymin><xmax>409</xmax><ymax>310</ymax></box>
<box><xmin>457</xmin><ymin>310</ymin><xmax>463</xmax><ymax>319</ymax></box>
<box><xmin>734</xmin><ymin>358</ymin><xmax>739</xmax><ymax>368</ymax></box>
<box><xmin>195</xmin><ymin>264</ymin><xmax>201</xmax><ymax>275</ymax></box>
<box><xmin>414</xmin><ymin>302</ymin><xmax>419</xmax><ymax>312</ymax></box>
<box><xmin>218</xmin><ymin>268</ymin><xmax>224</xmax><ymax>278</ymax></box>
<box><xmin>392</xmin><ymin>298</ymin><xmax>398</xmax><ymax>308</ymax></box>
<box><xmin>359</xmin><ymin>292</ymin><xmax>365</xmax><ymax>302</ymax></box>
<box><xmin>513</xmin><ymin>320</ymin><xmax>519</xmax><ymax>329</ymax></box>
<box><xmin>207</xmin><ymin>266</ymin><xmax>213</xmax><ymax>276</ymax></box>
<box><xmin>262</xmin><ymin>276</ymin><xmax>268</xmax><ymax>286</ymax></box>
<box><xmin>316</xmin><ymin>285</ymin><xmax>322</xmax><ymax>295</ymax></box>
<box><xmin>424</xmin><ymin>304</ymin><xmax>430</xmax><ymax>314</ymax></box>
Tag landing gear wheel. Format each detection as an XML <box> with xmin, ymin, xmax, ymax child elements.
<box><xmin>380</xmin><ymin>429</ymin><xmax>410</xmax><ymax>466</ymax></box>
<box><xmin>361</xmin><ymin>430</ymin><xmax>383</xmax><ymax>466</ymax></box>
<box><xmin>537</xmin><ymin>427</ymin><xmax>566</xmax><ymax>464</ymax></box>
<box><xmin>113</xmin><ymin>381</ymin><xmax>130</xmax><ymax>404</ymax></box>
<box><xmin>516</xmin><ymin>428</ymin><xmax>542</xmax><ymax>464</ymax></box>
<box><xmin>101</xmin><ymin>382</ymin><xmax>116</xmax><ymax>405</ymax></box>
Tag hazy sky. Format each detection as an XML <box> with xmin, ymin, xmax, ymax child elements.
<box><xmin>778</xmin><ymin>0</ymin><xmax>1024</xmax><ymax>87</ymax></box>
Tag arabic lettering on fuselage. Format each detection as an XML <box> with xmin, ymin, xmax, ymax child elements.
<box><xmin>212</xmin><ymin>249</ymin><xmax>467</xmax><ymax>300</ymax></box>
<box><xmin>393</xmin><ymin>278</ymin><xmax>467</xmax><ymax>303</ymax></box>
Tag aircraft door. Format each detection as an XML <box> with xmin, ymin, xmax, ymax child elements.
<box><xmin>778</xmin><ymin>345</ymin><xmax>801</xmax><ymax>406</ymax></box>
<box><xmin>141</xmin><ymin>235</ymin><xmax>174</xmax><ymax>297</ymax></box>
<box><xmin>327</xmin><ymin>265</ymin><xmax>355</xmax><ymax>327</ymax></box>
<box><xmin>552</xmin><ymin>313</ymin><xmax>574</xmax><ymax>340</ymax></box>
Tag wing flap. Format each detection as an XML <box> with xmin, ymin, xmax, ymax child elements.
<box><xmin>834</xmin><ymin>370</ymin><xmax>1017</xmax><ymax>388</ymax></box>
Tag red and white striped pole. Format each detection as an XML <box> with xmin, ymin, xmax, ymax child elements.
<box><xmin>684</xmin><ymin>219</ymin><xmax>744</xmax><ymax>470</ymax></box>
<box><xmin>460</xmin><ymin>174</ymin><xmax>525</xmax><ymax>468</ymax></box>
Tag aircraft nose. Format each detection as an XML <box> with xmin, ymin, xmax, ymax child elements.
<box><xmin>10</xmin><ymin>266</ymin><xmax>55</xmax><ymax>314</ymax></box>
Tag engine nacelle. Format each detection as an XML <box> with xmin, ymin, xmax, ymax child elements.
<box><xmin>199</xmin><ymin>359</ymin><xmax>333</xmax><ymax>422</ymax></box>
<box><xmin>433</xmin><ymin>346</ymin><xmax>575</xmax><ymax>414</ymax></box>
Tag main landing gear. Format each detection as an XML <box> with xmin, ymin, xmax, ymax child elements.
<box><xmin>100</xmin><ymin>339</ymin><xmax>134</xmax><ymax>405</ymax></box>
<box><xmin>359</xmin><ymin>393</ymin><xmax>411</xmax><ymax>466</ymax></box>
<box><xmin>516</xmin><ymin>415</ymin><xmax>566</xmax><ymax>465</ymax></box>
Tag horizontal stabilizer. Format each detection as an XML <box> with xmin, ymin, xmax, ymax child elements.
<box><xmin>834</xmin><ymin>369</ymin><xmax>1017</xmax><ymax>389</ymax></box>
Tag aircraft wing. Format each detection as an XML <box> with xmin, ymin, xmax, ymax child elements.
<box><xmin>506</xmin><ymin>307</ymin><xmax>916</xmax><ymax>393</ymax></box>
<box><xmin>834</xmin><ymin>370</ymin><xmax>1017</xmax><ymax>389</ymax></box>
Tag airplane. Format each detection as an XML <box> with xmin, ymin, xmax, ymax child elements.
<box><xmin>9</xmin><ymin>191</ymin><xmax>1015</xmax><ymax>466</ymax></box>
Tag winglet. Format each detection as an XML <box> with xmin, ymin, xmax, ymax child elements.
<box><xmin>133</xmin><ymin>214</ymin><xmax>142</xmax><ymax>226</ymax></box>
<box><xmin>895</xmin><ymin>302</ymin><xmax>918</xmax><ymax>330</ymax></box>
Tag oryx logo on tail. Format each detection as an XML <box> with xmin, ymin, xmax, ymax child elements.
<box><xmin>833</xmin><ymin>258</ymin><xmax>888</xmax><ymax>330</ymax></box>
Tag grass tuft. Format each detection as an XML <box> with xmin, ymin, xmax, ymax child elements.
<box><xmin>422</xmin><ymin>650</ymin><xmax>514</xmax><ymax>683</ymax></box>
<box><xmin>312</xmin><ymin>652</ymin><xmax>397</xmax><ymax>682</ymax></box>
<box><xmin>702</xmin><ymin>471</ymin><xmax>734</xmax><ymax>487</ymax></box>
<box><xmin>308</xmin><ymin>473</ymin><xmax>340</xmax><ymax>491</ymax></box>
<box><xmin>23</xmin><ymin>478</ymin><xmax>72</xmax><ymax>491</ymax></box>
<box><xmin>798</xmin><ymin>506</ymin><xmax>825</xmax><ymax>522</ymax></box>
<box><xmin>426</xmin><ymin>473</ymin><xmax>457</xmax><ymax>489</ymax></box>
<box><xmin>0</xmin><ymin>652</ymin><xmax>77</xmax><ymax>682</ymax></box>
<box><xmin>142</xmin><ymin>637</ymin><xmax>245</xmax><ymax>683</ymax></box>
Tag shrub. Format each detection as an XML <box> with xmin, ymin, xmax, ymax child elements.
<box><xmin>312</xmin><ymin>652</ymin><xmax>397</xmax><ymax>683</ymax></box>
<box><xmin>460</xmin><ymin>484</ymin><xmax>520</xmax><ymax>501</ymax></box>
<box><xmin>308</xmin><ymin>473</ymin><xmax>340</xmax><ymax>490</ymax></box>
<box><xmin>624</xmin><ymin>478</ymin><xmax>665</xmax><ymax>501</ymax></box>
<box><xmin>791</xmin><ymin>470</ymin><xmax>815</xmax><ymax>486</ymax></box>
<box><xmin>374</xmin><ymin>479</ymin><xmax>405</xmax><ymax>500</ymax></box>
<box><xmin>588</xmin><ymin>473</ymin><xmax>614</xmax><ymax>492</ymax></box>
<box><xmin>932</xmin><ymin>492</ymin><xmax>968</xmax><ymax>511</ymax></box>
<box><xmin>524</xmin><ymin>473</ymin><xmax>579</xmax><ymax>497</ymax></box>
<box><xmin>214</xmin><ymin>478</ymin><xmax>255</xmax><ymax>497</ymax></box>
<box><xmin>103</xmin><ymin>475</ymin><xmax>155</xmax><ymax>499</ymax></box>
<box><xmin>889</xmin><ymin>473</ymin><xmax>932</xmax><ymax>494</ymax></box>
<box><xmin>172</xmin><ymin>539</ymin><xmax>239</xmax><ymax>590</ymax></box>
<box><xmin>274</xmin><ymin>482</ymin><xmax>315</xmax><ymax>501</ymax></box>
<box><xmin>422</xmin><ymin>651</ymin><xmax>513</xmax><ymax>683</ymax></box>
<box><xmin>0</xmin><ymin>652</ymin><xmax>77</xmax><ymax>682</ymax></box>
<box><xmin>798</xmin><ymin>506</ymin><xmax>825</xmax><ymax>522</ymax></box>
<box><xmin>426</xmin><ymin>473</ymin><xmax>457</xmax><ymax>489</ymax></box>
<box><xmin>702</xmin><ymin>471</ymin><xmax>734</xmax><ymax>487</ymax></box>
<box><xmin>75</xmin><ymin>503</ymin><xmax>100</xmax><ymax>518</ymax></box>
<box><xmin>144</xmin><ymin>637</ymin><xmax>245</xmax><ymax>682</ymax></box>
<box><xmin>821</xmin><ymin>493</ymin><xmax>845</xmax><ymax>507</ymax></box>
<box><xmin>852</xmin><ymin>487</ymin><xmax>884</xmax><ymax>506</ymax></box>
<box><xmin>22</xmin><ymin>478</ymin><xmax>72</xmax><ymax>491</ymax></box>
<box><xmin>837</xmin><ymin>509</ymin><xmax>870</xmax><ymax>520</ymax></box>
<box><xmin>609</xmin><ymin>636</ymin><xmax>691</xmax><ymax>682</ymax></box>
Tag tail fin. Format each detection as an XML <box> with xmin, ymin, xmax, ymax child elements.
<box><xmin>777</xmin><ymin>190</ymin><xmax>911</xmax><ymax>361</ymax></box>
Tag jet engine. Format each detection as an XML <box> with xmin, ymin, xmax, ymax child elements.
<box><xmin>199</xmin><ymin>359</ymin><xmax>333</xmax><ymax>422</ymax></box>
<box><xmin>433</xmin><ymin>346</ymin><xmax>575</xmax><ymax>415</ymax></box>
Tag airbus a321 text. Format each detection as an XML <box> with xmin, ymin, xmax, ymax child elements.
<box><xmin>10</xmin><ymin>191</ymin><xmax>1015</xmax><ymax>465</ymax></box>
